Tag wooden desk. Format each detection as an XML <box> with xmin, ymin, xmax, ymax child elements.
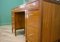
<box><xmin>12</xmin><ymin>0</ymin><xmax>60</xmax><ymax>42</ymax></box>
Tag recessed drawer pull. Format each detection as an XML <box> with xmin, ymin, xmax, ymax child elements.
<box><xmin>28</xmin><ymin>34</ymin><xmax>33</xmax><ymax>36</ymax></box>
<box><xmin>29</xmin><ymin>14</ymin><xmax>33</xmax><ymax>16</ymax></box>
<box><xmin>25</xmin><ymin>14</ymin><xmax>33</xmax><ymax>19</ymax></box>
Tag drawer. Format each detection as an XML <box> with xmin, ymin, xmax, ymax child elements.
<box><xmin>26</xmin><ymin>25</ymin><xmax>40</xmax><ymax>42</ymax></box>
<box><xmin>25</xmin><ymin>10</ymin><xmax>40</xmax><ymax>28</ymax></box>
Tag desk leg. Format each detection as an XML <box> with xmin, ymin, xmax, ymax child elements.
<box><xmin>15</xmin><ymin>28</ymin><xmax>16</xmax><ymax>36</ymax></box>
<box><xmin>12</xmin><ymin>26</ymin><xmax>13</xmax><ymax>33</ymax></box>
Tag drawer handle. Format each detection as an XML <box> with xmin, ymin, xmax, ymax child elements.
<box><xmin>28</xmin><ymin>34</ymin><xmax>33</xmax><ymax>36</ymax></box>
<box><xmin>29</xmin><ymin>14</ymin><xmax>33</xmax><ymax>16</ymax></box>
<box><xmin>25</xmin><ymin>14</ymin><xmax>33</xmax><ymax>18</ymax></box>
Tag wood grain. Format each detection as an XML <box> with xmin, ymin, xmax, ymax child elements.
<box><xmin>42</xmin><ymin>1</ymin><xmax>60</xmax><ymax>42</ymax></box>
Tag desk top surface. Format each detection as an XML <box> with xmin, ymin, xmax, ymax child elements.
<box><xmin>12</xmin><ymin>6</ymin><xmax>25</xmax><ymax>12</ymax></box>
<box><xmin>12</xmin><ymin>1</ymin><xmax>39</xmax><ymax>12</ymax></box>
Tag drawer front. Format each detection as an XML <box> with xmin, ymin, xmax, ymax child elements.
<box><xmin>25</xmin><ymin>10</ymin><xmax>41</xmax><ymax>42</ymax></box>
<box><xmin>26</xmin><ymin>25</ymin><xmax>40</xmax><ymax>42</ymax></box>
<box><xmin>25</xmin><ymin>10</ymin><xmax>40</xmax><ymax>27</ymax></box>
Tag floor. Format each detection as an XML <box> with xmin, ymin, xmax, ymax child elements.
<box><xmin>0</xmin><ymin>25</ymin><xmax>25</xmax><ymax>42</ymax></box>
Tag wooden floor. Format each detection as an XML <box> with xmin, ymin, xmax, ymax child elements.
<box><xmin>0</xmin><ymin>25</ymin><xmax>25</xmax><ymax>42</ymax></box>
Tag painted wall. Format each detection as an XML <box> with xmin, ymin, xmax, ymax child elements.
<box><xmin>25</xmin><ymin>0</ymin><xmax>29</xmax><ymax>2</ymax></box>
<box><xmin>0</xmin><ymin>0</ymin><xmax>23</xmax><ymax>25</ymax></box>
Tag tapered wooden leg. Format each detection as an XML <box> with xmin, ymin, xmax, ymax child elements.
<box><xmin>24</xmin><ymin>29</ymin><xmax>25</xmax><ymax>36</ymax></box>
<box><xmin>12</xmin><ymin>27</ymin><xmax>13</xmax><ymax>33</ymax></box>
<box><xmin>15</xmin><ymin>29</ymin><xmax>16</xmax><ymax>36</ymax></box>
